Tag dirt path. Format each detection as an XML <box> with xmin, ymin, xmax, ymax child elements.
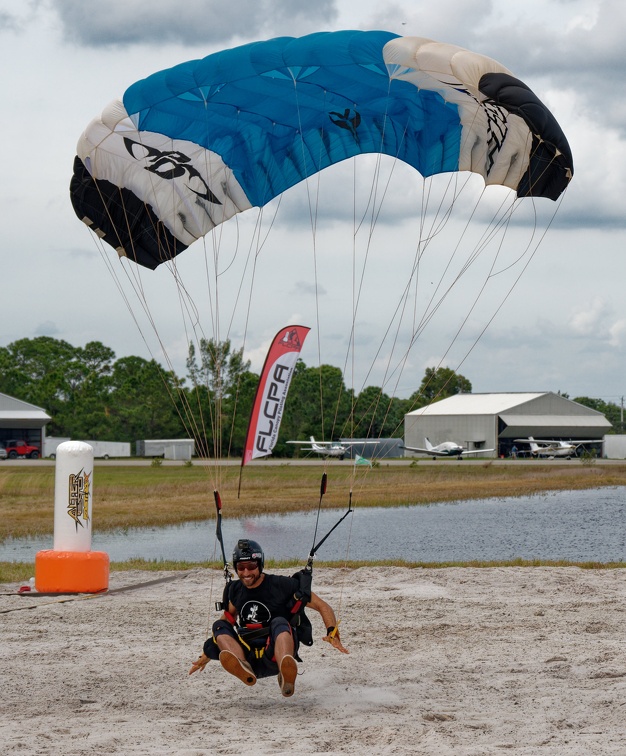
<box><xmin>2</xmin><ymin>567</ymin><xmax>625</xmax><ymax>754</ymax></box>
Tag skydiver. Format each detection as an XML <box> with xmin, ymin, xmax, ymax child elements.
<box><xmin>189</xmin><ymin>539</ymin><xmax>349</xmax><ymax>697</ymax></box>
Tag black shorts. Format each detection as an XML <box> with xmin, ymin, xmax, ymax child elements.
<box><xmin>204</xmin><ymin>616</ymin><xmax>299</xmax><ymax>678</ymax></box>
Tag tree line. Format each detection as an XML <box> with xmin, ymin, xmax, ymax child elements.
<box><xmin>0</xmin><ymin>336</ymin><xmax>475</xmax><ymax>455</ymax></box>
<box><xmin>1</xmin><ymin>336</ymin><xmax>621</xmax><ymax>455</ymax></box>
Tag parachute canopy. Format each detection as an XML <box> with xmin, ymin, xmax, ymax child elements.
<box><xmin>70</xmin><ymin>30</ymin><xmax>573</xmax><ymax>270</ymax></box>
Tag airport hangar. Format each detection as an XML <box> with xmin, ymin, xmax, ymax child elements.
<box><xmin>0</xmin><ymin>392</ymin><xmax>51</xmax><ymax>449</ymax></box>
<box><xmin>404</xmin><ymin>392</ymin><xmax>612</xmax><ymax>458</ymax></box>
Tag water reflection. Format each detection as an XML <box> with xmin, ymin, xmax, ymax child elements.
<box><xmin>2</xmin><ymin>487</ymin><xmax>625</xmax><ymax>563</ymax></box>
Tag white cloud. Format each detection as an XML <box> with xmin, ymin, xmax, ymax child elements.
<box><xmin>0</xmin><ymin>0</ymin><xmax>625</xmax><ymax>402</ymax></box>
<box><xmin>52</xmin><ymin>0</ymin><xmax>338</xmax><ymax>46</ymax></box>
<box><xmin>569</xmin><ymin>297</ymin><xmax>610</xmax><ymax>336</ymax></box>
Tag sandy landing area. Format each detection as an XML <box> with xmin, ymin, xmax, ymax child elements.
<box><xmin>1</xmin><ymin>566</ymin><xmax>626</xmax><ymax>755</ymax></box>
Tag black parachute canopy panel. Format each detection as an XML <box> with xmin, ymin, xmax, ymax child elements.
<box><xmin>69</xmin><ymin>156</ymin><xmax>188</xmax><ymax>270</ymax></box>
<box><xmin>478</xmin><ymin>73</ymin><xmax>574</xmax><ymax>201</ymax></box>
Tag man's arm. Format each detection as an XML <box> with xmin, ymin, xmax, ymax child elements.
<box><xmin>307</xmin><ymin>591</ymin><xmax>349</xmax><ymax>654</ymax></box>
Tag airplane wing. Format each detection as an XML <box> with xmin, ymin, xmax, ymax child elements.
<box><xmin>519</xmin><ymin>439</ymin><xmax>580</xmax><ymax>445</ymax></box>
<box><xmin>460</xmin><ymin>448</ymin><xmax>495</xmax><ymax>456</ymax></box>
<box><xmin>288</xmin><ymin>439</ymin><xmax>380</xmax><ymax>447</ymax></box>
<box><xmin>339</xmin><ymin>440</ymin><xmax>381</xmax><ymax>449</ymax></box>
<box><xmin>517</xmin><ymin>439</ymin><xmax>598</xmax><ymax>446</ymax></box>
<box><xmin>400</xmin><ymin>444</ymin><xmax>449</xmax><ymax>456</ymax></box>
<box><xmin>286</xmin><ymin>440</ymin><xmax>335</xmax><ymax>447</ymax></box>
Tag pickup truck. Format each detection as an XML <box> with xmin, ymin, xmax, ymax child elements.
<box><xmin>3</xmin><ymin>439</ymin><xmax>40</xmax><ymax>459</ymax></box>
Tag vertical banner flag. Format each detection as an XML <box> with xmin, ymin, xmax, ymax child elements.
<box><xmin>242</xmin><ymin>325</ymin><xmax>310</xmax><ymax>466</ymax></box>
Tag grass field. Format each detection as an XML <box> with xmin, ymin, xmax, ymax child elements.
<box><xmin>3</xmin><ymin>459</ymin><xmax>626</xmax><ymax>540</ymax></box>
<box><xmin>2</xmin><ymin>461</ymin><xmax>625</xmax><ymax>582</ymax></box>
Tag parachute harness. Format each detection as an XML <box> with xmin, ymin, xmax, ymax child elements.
<box><xmin>211</xmin><ymin>473</ymin><xmax>351</xmax><ymax>645</ymax></box>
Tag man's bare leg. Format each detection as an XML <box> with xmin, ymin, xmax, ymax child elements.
<box><xmin>274</xmin><ymin>631</ymin><xmax>297</xmax><ymax>697</ymax></box>
<box><xmin>216</xmin><ymin>635</ymin><xmax>256</xmax><ymax>686</ymax></box>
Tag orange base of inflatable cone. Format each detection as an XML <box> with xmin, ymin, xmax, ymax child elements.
<box><xmin>35</xmin><ymin>550</ymin><xmax>109</xmax><ymax>594</ymax></box>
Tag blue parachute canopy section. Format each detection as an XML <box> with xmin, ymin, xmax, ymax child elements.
<box><xmin>123</xmin><ymin>30</ymin><xmax>462</xmax><ymax>208</ymax></box>
<box><xmin>70</xmin><ymin>30</ymin><xmax>573</xmax><ymax>269</ymax></box>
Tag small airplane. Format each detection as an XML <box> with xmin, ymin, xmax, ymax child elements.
<box><xmin>514</xmin><ymin>437</ymin><xmax>599</xmax><ymax>459</ymax></box>
<box><xmin>401</xmin><ymin>437</ymin><xmax>495</xmax><ymax>460</ymax></box>
<box><xmin>286</xmin><ymin>436</ymin><xmax>379</xmax><ymax>460</ymax></box>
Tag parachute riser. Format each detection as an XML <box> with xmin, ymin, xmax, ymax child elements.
<box><xmin>290</xmin><ymin>485</ymin><xmax>352</xmax><ymax>637</ymax></box>
<box><xmin>307</xmin><ymin>478</ymin><xmax>353</xmax><ymax>565</ymax></box>
<box><xmin>213</xmin><ymin>489</ymin><xmax>234</xmax><ymax>611</ymax></box>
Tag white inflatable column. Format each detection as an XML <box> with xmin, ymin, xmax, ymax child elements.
<box><xmin>53</xmin><ymin>441</ymin><xmax>94</xmax><ymax>551</ymax></box>
<box><xmin>35</xmin><ymin>441</ymin><xmax>109</xmax><ymax>593</ymax></box>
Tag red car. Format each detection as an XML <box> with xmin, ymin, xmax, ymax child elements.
<box><xmin>4</xmin><ymin>439</ymin><xmax>40</xmax><ymax>459</ymax></box>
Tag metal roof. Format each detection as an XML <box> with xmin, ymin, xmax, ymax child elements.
<box><xmin>0</xmin><ymin>392</ymin><xmax>49</xmax><ymax>413</ymax></box>
<box><xmin>406</xmin><ymin>393</ymin><xmax>546</xmax><ymax>416</ymax></box>
<box><xmin>0</xmin><ymin>392</ymin><xmax>51</xmax><ymax>427</ymax></box>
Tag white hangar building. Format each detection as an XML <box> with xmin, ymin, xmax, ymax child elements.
<box><xmin>404</xmin><ymin>392</ymin><xmax>612</xmax><ymax>458</ymax></box>
<box><xmin>0</xmin><ymin>392</ymin><xmax>51</xmax><ymax>451</ymax></box>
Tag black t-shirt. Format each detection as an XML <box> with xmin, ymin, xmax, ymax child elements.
<box><xmin>229</xmin><ymin>574</ymin><xmax>298</xmax><ymax>627</ymax></box>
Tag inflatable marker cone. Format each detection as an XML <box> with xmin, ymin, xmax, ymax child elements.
<box><xmin>35</xmin><ymin>441</ymin><xmax>109</xmax><ymax>593</ymax></box>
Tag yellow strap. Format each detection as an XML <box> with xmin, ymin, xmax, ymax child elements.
<box><xmin>236</xmin><ymin>632</ymin><xmax>252</xmax><ymax>652</ymax></box>
<box><xmin>328</xmin><ymin>620</ymin><xmax>341</xmax><ymax>639</ymax></box>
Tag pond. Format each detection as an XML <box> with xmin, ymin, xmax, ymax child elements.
<box><xmin>2</xmin><ymin>487</ymin><xmax>625</xmax><ymax>564</ymax></box>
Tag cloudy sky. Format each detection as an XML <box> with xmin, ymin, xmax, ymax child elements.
<box><xmin>1</xmin><ymin>0</ymin><xmax>624</xmax><ymax>403</ymax></box>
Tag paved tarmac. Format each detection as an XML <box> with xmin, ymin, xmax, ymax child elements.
<box><xmin>1</xmin><ymin>456</ymin><xmax>624</xmax><ymax>467</ymax></box>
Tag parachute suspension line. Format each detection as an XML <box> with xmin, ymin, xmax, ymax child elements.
<box><xmin>86</xmin><ymin>179</ymin><xmax>224</xmax><ymax>489</ymax></box>
<box><xmin>380</xmin><ymin>179</ymin><xmax>511</xmax><ymax>391</ymax></box>
<box><xmin>322</xmin><ymin>114</ymin><xmax>421</xmax><ymax>487</ymax></box>
<box><xmin>336</xmin><ymin>162</ymin><xmax>530</xmax><ymax>443</ymax></box>
<box><xmin>425</xmin><ymin>206</ymin><xmax>518</xmax><ymax>374</ymax></box>
<box><xmin>83</xmin><ymin>186</ymin><xmax>216</xmax><ymax>490</ymax></box>
<box><xmin>101</xmin><ymin>137</ymin><xmax>222</xmax><ymax>478</ymax></box>
<box><xmin>187</xmin><ymin>110</ymin><xmax>273</xmax><ymax>481</ymax></box>
<box><xmin>333</xmin><ymin>126</ymin><xmax>427</xmax><ymax>453</ymax></box>
<box><xmin>222</xmin><ymin>195</ymin><xmax>292</xmax><ymax>470</ymax></box>
<box><xmin>333</xmin><ymin>170</ymin><xmax>467</xmax><ymax>444</ymax></box>
<box><xmin>387</xmin><ymin>192</ymin><xmax>566</xmax><ymax>433</ymax></box>
<box><xmin>88</xmin><ymin>235</ymin><xmax>200</xmax><ymax>447</ymax></box>
<box><xmin>349</xmin><ymin>158</ymin><xmax>357</xmax><ymax>463</ymax></box>
<box><xmin>346</xmin><ymin>155</ymin><xmax>419</xmax><ymax>449</ymax></box>
<box><xmin>180</xmin><ymin>114</ymin><xmax>237</xmax><ymax>481</ymax></box>
<box><xmin>404</xmin><ymin>188</ymin><xmax>520</xmax><ymax>355</ymax></box>
<box><xmin>197</xmin><ymin>123</ymin><xmax>237</xmax><ymax>479</ymax></box>
<box><xmin>343</xmin><ymin>103</ymin><xmax>481</xmax><ymax>455</ymax></box>
<box><xmin>333</xmin><ymin>104</ymin><xmax>410</xmax><ymax>460</ymax></box>
<box><xmin>164</xmin><ymin>251</ymin><xmax>219</xmax><ymax>467</ymax></box>
<box><xmin>427</xmin><ymin>203</ymin><xmax>547</xmax><ymax>389</ymax></box>
<box><xmin>290</xmin><ymin>76</ymin><xmax>329</xmax><ymax>461</ymax></box>
<box><xmin>126</xmin><ymin>130</ymin><xmax>224</xmax><ymax>474</ymax></box>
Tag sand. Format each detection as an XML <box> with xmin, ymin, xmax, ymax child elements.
<box><xmin>1</xmin><ymin>566</ymin><xmax>626</xmax><ymax>755</ymax></box>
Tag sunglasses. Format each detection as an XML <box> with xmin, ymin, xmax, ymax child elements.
<box><xmin>237</xmin><ymin>563</ymin><xmax>259</xmax><ymax>572</ymax></box>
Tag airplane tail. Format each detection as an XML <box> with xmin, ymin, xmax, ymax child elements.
<box><xmin>424</xmin><ymin>437</ymin><xmax>434</xmax><ymax>451</ymax></box>
<box><xmin>310</xmin><ymin>436</ymin><xmax>315</xmax><ymax>443</ymax></box>
<box><xmin>527</xmin><ymin>437</ymin><xmax>540</xmax><ymax>452</ymax></box>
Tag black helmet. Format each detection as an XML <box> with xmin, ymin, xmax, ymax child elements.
<box><xmin>233</xmin><ymin>539</ymin><xmax>264</xmax><ymax>572</ymax></box>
